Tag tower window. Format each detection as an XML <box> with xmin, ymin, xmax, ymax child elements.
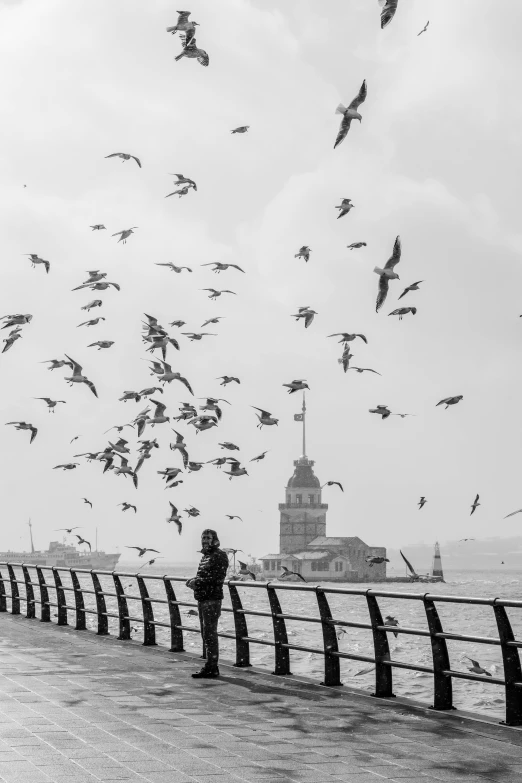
<box><xmin>286</xmin><ymin>495</ymin><xmax>291</xmax><ymax>504</ymax></box>
<box><xmin>264</xmin><ymin>561</ymin><xmax>269</xmax><ymax>571</ymax></box>
<box><xmin>295</xmin><ymin>494</ymin><xmax>302</xmax><ymax>504</ymax></box>
<box><xmin>308</xmin><ymin>494</ymin><xmax>314</xmax><ymax>504</ymax></box>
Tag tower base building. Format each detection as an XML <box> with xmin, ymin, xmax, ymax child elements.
<box><xmin>259</xmin><ymin>395</ymin><xmax>387</xmax><ymax>582</ymax></box>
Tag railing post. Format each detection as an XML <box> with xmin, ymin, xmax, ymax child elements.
<box><xmin>91</xmin><ymin>571</ymin><xmax>109</xmax><ymax>635</ymax></box>
<box><xmin>422</xmin><ymin>594</ymin><xmax>453</xmax><ymax>711</ymax></box>
<box><xmin>267</xmin><ymin>583</ymin><xmax>292</xmax><ymax>676</ymax></box>
<box><xmin>228</xmin><ymin>581</ymin><xmax>252</xmax><ymax>668</ymax></box>
<box><xmin>0</xmin><ymin>568</ymin><xmax>6</xmax><ymax>612</ymax></box>
<box><xmin>36</xmin><ymin>567</ymin><xmax>50</xmax><ymax>622</ymax></box>
<box><xmin>112</xmin><ymin>573</ymin><xmax>131</xmax><ymax>640</ymax></box>
<box><xmin>52</xmin><ymin>569</ymin><xmax>68</xmax><ymax>626</ymax></box>
<box><xmin>366</xmin><ymin>590</ymin><xmax>393</xmax><ymax>697</ymax></box>
<box><xmin>493</xmin><ymin>600</ymin><xmax>522</xmax><ymax>726</ymax></box>
<box><xmin>70</xmin><ymin>569</ymin><xmax>86</xmax><ymax>630</ymax></box>
<box><xmin>21</xmin><ymin>565</ymin><xmax>35</xmax><ymax>619</ymax></box>
<box><xmin>163</xmin><ymin>577</ymin><xmax>184</xmax><ymax>652</ymax></box>
<box><xmin>136</xmin><ymin>575</ymin><xmax>156</xmax><ymax>646</ymax></box>
<box><xmin>7</xmin><ymin>565</ymin><xmax>20</xmax><ymax>615</ymax></box>
<box><xmin>315</xmin><ymin>587</ymin><xmax>342</xmax><ymax>686</ymax></box>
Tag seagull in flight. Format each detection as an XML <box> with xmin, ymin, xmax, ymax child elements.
<box><xmin>347</xmin><ymin>242</ymin><xmax>367</xmax><ymax>250</ymax></box>
<box><xmin>436</xmin><ymin>395</ymin><xmax>463</xmax><ymax>410</ymax></box>
<box><xmin>105</xmin><ymin>153</ymin><xmax>141</xmax><ymax>167</ymax></box>
<box><xmin>167</xmin><ymin>503</ymin><xmax>183</xmax><ymax>534</ymax></box>
<box><xmin>169</xmin><ymin>173</ymin><xmax>197</xmax><ymax>190</ymax></box>
<box><xmin>5</xmin><ymin>421</ymin><xmax>38</xmax><ymax>443</ymax></box>
<box><xmin>418</xmin><ymin>496</ymin><xmax>427</xmax><ymax>510</ymax></box>
<box><xmin>388</xmin><ymin>307</ymin><xmax>416</xmax><ymax>320</ymax></box>
<box><xmin>225</xmin><ymin>515</ymin><xmax>243</xmax><ymax>521</ymax></box>
<box><xmin>282</xmin><ymin>379</ymin><xmax>309</xmax><ymax>394</ymax></box>
<box><xmin>201</xmin><ymin>288</ymin><xmax>236</xmax><ymax>300</ymax></box>
<box><xmin>280</xmin><ymin>566</ymin><xmax>306</xmax><ymax>583</ymax></box>
<box><xmin>334</xmin><ymin>80</ymin><xmax>367</xmax><ymax>149</ymax></box>
<box><xmin>75</xmin><ymin>535</ymin><xmax>92</xmax><ymax>551</ymax></box>
<box><xmin>166</xmin><ymin>11</ymin><xmax>196</xmax><ymax>35</ymax></box>
<box><xmin>321</xmin><ymin>481</ymin><xmax>344</xmax><ymax>492</ymax></box>
<box><xmin>348</xmin><ymin>367</ymin><xmax>382</xmax><ymax>375</ymax></box>
<box><xmin>217</xmin><ymin>375</ymin><xmax>240</xmax><ymax>386</ymax></box>
<box><xmin>82</xmin><ymin>498</ymin><xmax>93</xmax><ymax>508</ymax></box>
<box><xmin>90</xmin><ymin>224</ymin><xmax>106</xmax><ymax>231</ymax></box>
<box><xmin>378</xmin><ymin>0</ymin><xmax>399</xmax><ymax>29</ymax></box>
<box><xmin>64</xmin><ymin>355</ymin><xmax>98</xmax><ymax>397</ymax></box>
<box><xmin>112</xmin><ymin>228</ymin><xmax>138</xmax><ymax>244</ymax></box>
<box><xmin>294</xmin><ymin>246</ymin><xmax>311</xmax><ymax>263</ymax></box>
<box><xmin>465</xmin><ymin>657</ymin><xmax>492</xmax><ymax>677</ymax></box>
<box><xmin>55</xmin><ymin>527</ymin><xmax>82</xmax><ymax>533</ymax></box>
<box><xmin>398</xmin><ymin>281</ymin><xmax>423</xmax><ymax>300</ymax></box>
<box><xmin>328</xmin><ymin>332</ymin><xmax>367</xmax><ymax>345</ymax></box>
<box><xmin>231</xmin><ymin>126</ymin><xmax>250</xmax><ymax>134</ymax></box>
<box><xmin>291</xmin><ymin>306</ymin><xmax>317</xmax><ymax>328</ymax></box>
<box><xmin>250</xmin><ymin>451</ymin><xmax>269</xmax><ymax>463</ymax></box>
<box><xmin>201</xmin><ymin>262</ymin><xmax>245</xmax><ymax>273</ymax></box>
<box><xmin>470</xmin><ymin>494</ymin><xmax>480</xmax><ymax>515</ymax></box>
<box><xmin>252</xmin><ymin>407</ymin><xmax>279</xmax><ymax>429</ymax></box>
<box><xmin>118</xmin><ymin>502</ymin><xmax>137</xmax><ymax>513</ymax></box>
<box><xmin>417</xmin><ymin>21</ymin><xmax>429</xmax><ymax>36</ymax></box>
<box><xmin>24</xmin><ymin>254</ymin><xmax>50</xmax><ymax>273</ymax></box>
<box><xmin>175</xmin><ymin>38</ymin><xmax>209</xmax><ymax>67</ymax></box>
<box><xmin>126</xmin><ymin>546</ymin><xmax>160</xmax><ymax>558</ymax></box>
<box><xmin>335</xmin><ymin>198</ymin><xmax>354</xmax><ymax>219</ymax></box>
<box><xmin>375</xmin><ymin>235</ymin><xmax>401</xmax><ymax>312</ymax></box>
<box><xmin>155</xmin><ymin>262</ymin><xmax>193</xmax><ymax>273</ymax></box>
<box><xmin>33</xmin><ymin>398</ymin><xmax>66</xmax><ymax>412</ymax></box>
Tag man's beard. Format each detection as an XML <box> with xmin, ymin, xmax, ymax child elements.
<box><xmin>201</xmin><ymin>542</ymin><xmax>213</xmax><ymax>553</ymax></box>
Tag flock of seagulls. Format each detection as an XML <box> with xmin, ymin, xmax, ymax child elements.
<box><xmin>5</xmin><ymin>1</ymin><xmax>518</xmax><ymax>587</ymax></box>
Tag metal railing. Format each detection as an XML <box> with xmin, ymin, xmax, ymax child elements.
<box><xmin>1</xmin><ymin>562</ymin><xmax>521</xmax><ymax>726</ymax></box>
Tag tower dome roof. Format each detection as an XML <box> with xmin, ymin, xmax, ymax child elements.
<box><xmin>286</xmin><ymin>458</ymin><xmax>320</xmax><ymax>489</ymax></box>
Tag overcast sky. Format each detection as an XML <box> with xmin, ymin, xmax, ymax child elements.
<box><xmin>1</xmin><ymin>0</ymin><xmax>522</xmax><ymax>564</ymax></box>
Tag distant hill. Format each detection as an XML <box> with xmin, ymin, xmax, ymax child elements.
<box><xmin>386</xmin><ymin>537</ymin><xmax>522</xmax><ymax>574</ymax></box>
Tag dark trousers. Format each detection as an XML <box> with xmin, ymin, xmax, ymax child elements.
<box><xmin>199</xmin><ymin>599</ymin><xmax>222</xmax><ymax>671</ymax></box>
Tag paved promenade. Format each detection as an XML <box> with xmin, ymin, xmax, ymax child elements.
<box><xmin>1</xmin><ymin>615</ymin><xmax>522</xmax><ymax>783</ymax></box>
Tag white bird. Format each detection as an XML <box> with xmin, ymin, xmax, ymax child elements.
<box><xmin>201</xmin><ymin>262</ymin><xmax>245</xmax><ymax>273</ymax></box>
<box><xmin>174</xmin><ymin>38</ymin><xmax>209</xmax><ymax>67</ymax></box>
<box><xmin>112</xmin><ymin>228</ymin><xmax>138</xmax><ymax>244</ymax></box>
<box><xmin>335</xmin><ymin>198</ymin><xmax>354</xmax><ymax>219</ymax></box>
<box><xmin>90</xmin><ymin>225</ymin><xmax>106</xmax><ymax>231</ymax></box>
<box><xmin>33</xmin><ymin>398</ymin><xmax>66</xmax><ymax>413</ymax></box>
<box><xmin>398</xmin><ymin>281</ymin><xmax>423</xmax><ymax>300</ymax></box>
<box><xmin>291</xmin><ymin>307</ymin><xmax>317</xmax><ymax>328</ymax></box>
<box><xmin>63</xmin><ymin>355</ymin><xmax>98</xmax><ymax>398</ymax></box>
<box><xmin>294</xmin><ymin>246</ymin><xmax>311</xmax><ymax>263</ymax></box>
<box><xmin>105</xmin><ymin>153</ymin><xmax>141</xmax><ymax>167</ymax></box>
<box><xmin>5</xmin><ymin>421</ymin><xmax>38</xmax><ymax>443</ymax></box>
<box><xmin>252</xmin><ymin>407</ymin><xmax>279</xmax><ymax>429</ymax></box>
<box><xmin>166</xmin><ymin>11</ymin><xmax>195</xmax><ymax>35</ymax></box>
<box><xmin>334</xmin><ymin>80</ymin><xmax>367</xmax><ymax>149</ymax></box>
<box><xmin>282</xmin><ymin>380</ymin><xmax>309</xmax><ymax>394</ymax></box>
<box><xmin>223</xmin><ymin>458</ymin><xmax>249</xmax><ymax>480</ymax></box>
<box><xmin>169</xmin><ymin>173</ymin><xmax>197</xmax><ymax>191</ymax></box>
<box><xmin>24</xmin><ymin>254</ymin><xmax>50</xmax><ymax>274</ymax></box>
<box><xmin>155</xmin><ymin>263</ymin><xmax>192</xmax><ymax>273</ymax></box>
<box><xmin>388</xmin><ymin>307</ymin><xmax>416</xmax><ymax>320</ymax></box>
<box><xmin>375</xmin><ymin>235</ymin><xmax>401</xmax><ymax>312</ymax></box>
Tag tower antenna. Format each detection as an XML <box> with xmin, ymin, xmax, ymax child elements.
<box><xmin>28</xmin><ymin>518</ymin><xmax>35</xmax><ymax>554</ymax></box>
<box><xmin>302</xmin><ymin>391</ymin><xmax>306</xmax><ymax>458</ymax></box>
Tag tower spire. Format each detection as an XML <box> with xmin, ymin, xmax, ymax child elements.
<box><xmin>302</xmin><ymin>391</ymin><xmax>306</xmax><ymax>458</ymax></box>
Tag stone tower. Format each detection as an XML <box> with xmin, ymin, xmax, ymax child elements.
<box><xmin>278</xmin><ymin>393</ymin><xmax>328</xmax><ymax>554</ymax></box>
<box><xmin>431</xmin><ymin>541</ymin><xmax>444</xmax><ymax>580</ymax></box>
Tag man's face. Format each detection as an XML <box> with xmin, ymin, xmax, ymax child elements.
<box><xmin>201</xmin><ymin>532</ymin><xmax>214</xmax><ymax>550</ymax></box>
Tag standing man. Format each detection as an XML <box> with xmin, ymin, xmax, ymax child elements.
<box><xmin>186</xmin><ymin>529</ymin><xmax>229</xmax><ymax>678</ymax></box>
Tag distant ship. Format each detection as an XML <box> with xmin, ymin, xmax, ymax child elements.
<box><xmin>0</xmin><ymin>521</ymin><xmax>120</xmax><ymax>570</ymax></box>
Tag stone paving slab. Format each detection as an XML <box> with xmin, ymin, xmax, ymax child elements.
<box><xmin>0</xmin><ymin>615</ymin><xmax>521</xmax><ymax>782</ymax></box>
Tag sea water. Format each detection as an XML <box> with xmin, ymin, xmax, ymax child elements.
<box><xmin>60</xmin><ymin>565</ymin><xmax>522</xmax><ymax>721</ymax></box>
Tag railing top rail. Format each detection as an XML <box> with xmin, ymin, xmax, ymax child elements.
<box><xmin>3</xmin><ymin>562</ymin><xmax>522</xmax><ymax>610</ymax></box>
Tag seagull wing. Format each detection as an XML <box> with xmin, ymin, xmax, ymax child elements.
<box><xmin>152</xmin><ymin>399</ymin><xmax>167</xmax><ymax>416</ymax></box>
<box><xmin>348</xmin><ymin>79</ymin><xmax>367</xmax><ymax>111</ymax></box>
<box><xmin>384</xmin><ymin>235</ymin><xmax>401</xmax><ymax>270</ymax></box>
<box><xmin>376</xmin><ymin>275</ymin><xmax>389</xmax><ymax>312</ymax></box>
<box><xmin>400</xmin><ymin>550</ymin><xmax>418</xmax><ymax>577</ymax></box>
<box><xmin>334</xmin><ymin>116</ymin><xmax>351</xmax><ymax>149</ymax></box>
<box><xmin>131</xmin><ymin>156</ymin><xmax>142</xmax><ymax>168</ymax></box>
<box><xmin>380</xmin><ymin>0</ymin><xmax>399</xmax><ymax>29</ymax></box>
<box><xmin>504</xmin><ymin>509</ymin><xmax>522</xmax><ymax>518</ymax></box>
<box><xmin>64</xmin><ymin>355</ymin><xmax>82</xmax><ymax>376</ymax></box>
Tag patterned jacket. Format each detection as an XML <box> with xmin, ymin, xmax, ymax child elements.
<box><xmin>193</xmin><ymin>547</ymin><xmax>229</xmax><ymax>601</ymax></box>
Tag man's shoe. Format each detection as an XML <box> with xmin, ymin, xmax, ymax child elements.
<box><xmin>191</xmin><ymin>668</ymin><xmax>220</xmax><ymax>679</ymax></box>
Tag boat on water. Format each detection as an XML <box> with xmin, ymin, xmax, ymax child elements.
<box><xmin>0</xmin><ymin>521</ymin><xmax>120</xmax><ymax>570</ymax></box>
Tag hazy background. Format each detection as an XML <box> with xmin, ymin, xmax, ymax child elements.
<box><xmin>1</xmin><ymin>0</ymin><xmax>521</xmax><ymax>566</ymax></box>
